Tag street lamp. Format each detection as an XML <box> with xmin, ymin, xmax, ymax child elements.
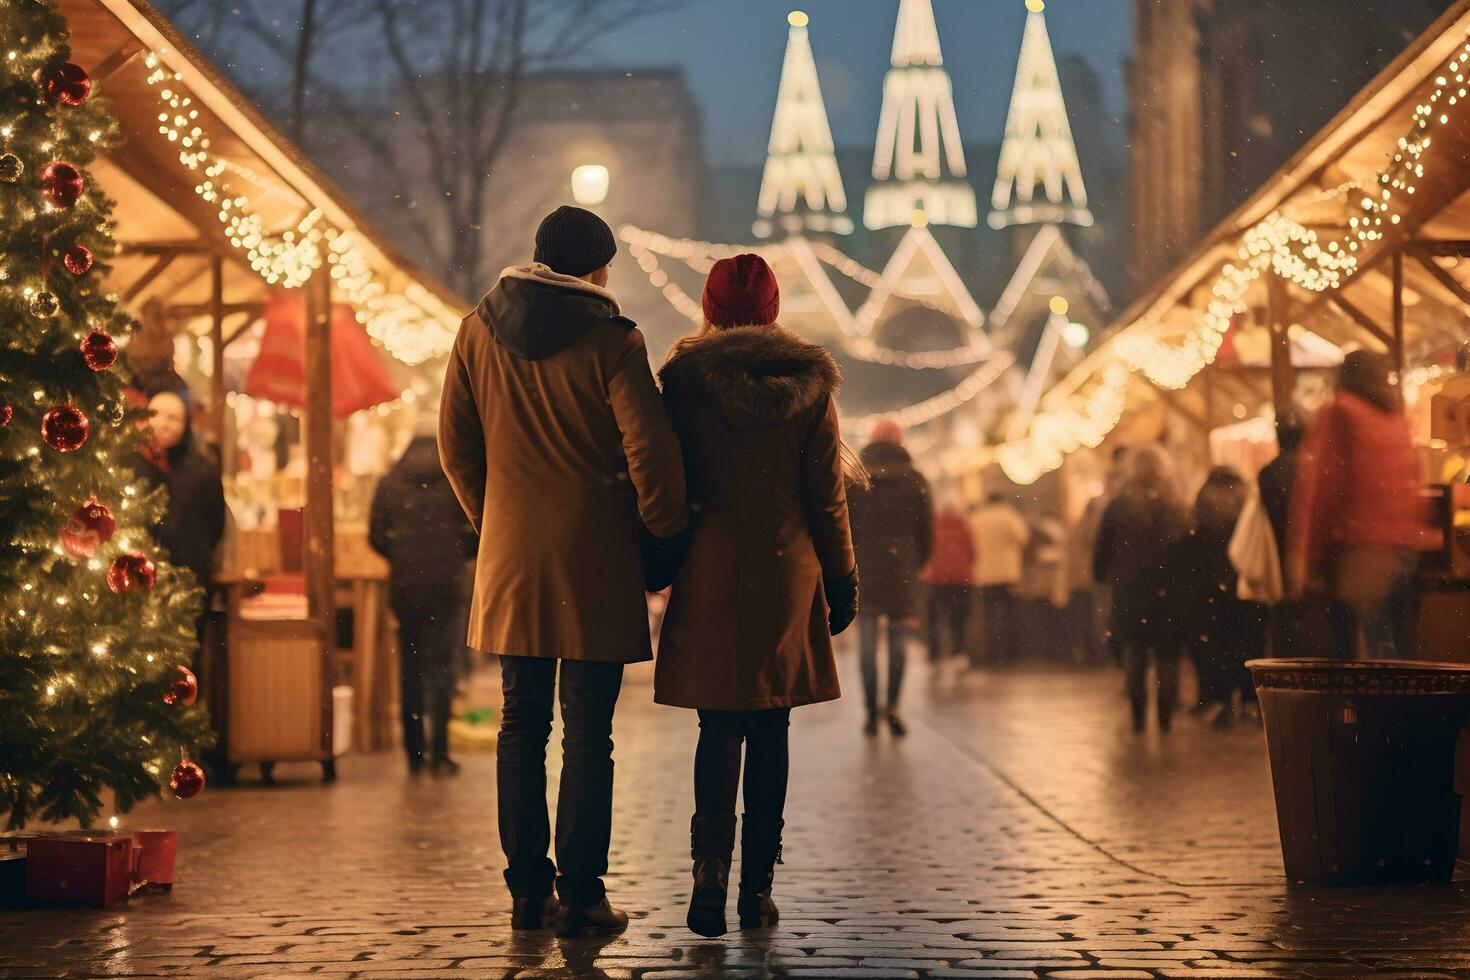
<box><xmin>571</xmin><ymin>164</ymin><xmax>610</xmax><ymax>206</ymax></box>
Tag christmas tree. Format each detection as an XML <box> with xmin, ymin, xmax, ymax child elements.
<box><xmin>0</xmin><ymin>0</ymin><xmax>211</xmax><ymax>829</ymax></box>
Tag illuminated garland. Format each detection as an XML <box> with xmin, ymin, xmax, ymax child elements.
<box><xmin>991</xmin><ymin>34</ymin><xmax>1470</xmax><ymax>485</ymax></box>
<box><xmin>142</xmin><ymin>52</ymin><xmax>459</xmax><ymax>366</ymax></box>
<box><xmin>846</xmin><ymin>352</ymin><xmax>1015</xmax><ymax>432</ymax></box>
<box><xmin>622</xmin><ymin>225</ymin><xmax>994</xmax><ymax>370</ymax></box>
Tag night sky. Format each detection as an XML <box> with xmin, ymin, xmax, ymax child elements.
<box><xmin>579</xmin><ymin>0</ymin><xmax>1132</xmax><ymax>165</ymax></box>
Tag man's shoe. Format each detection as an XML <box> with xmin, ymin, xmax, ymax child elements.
<box><xmin>511</xmin><ymin>894</ymin><xmax>560</xmax><ymax>931</ymax></box>
<box><xmin>556</xmin><ymin>897</ymin><xmax>629</xmax><ymax>938</ymax></box>
<box><xmin>886</xmin><ymin>712</ymin><xmax>908</xmax><ymax>737</ymax></box>
<box><xmin>863</xmin><ymin>713</ymin><xmax>879</xmax><ymax>737</ymax></box>
<box><xmin>431</xmin><ymin>757</ymin><xmax>462</xmax><ymax>778</ymax></box>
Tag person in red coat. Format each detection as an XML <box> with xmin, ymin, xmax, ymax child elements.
<box><xmin>1291</xmin><ymin>350</ymin><xmax>1428</xmax><ymax>658</ymax></box>
<box><xmin>923</xmin><ymin>501</ymin><xmax>974</xmax><ymax>668</ymax></box>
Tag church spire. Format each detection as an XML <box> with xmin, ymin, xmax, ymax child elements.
<box><xmin>864</xmin><ymin>0</ymin><xmax>977</xmax><ymax>230</ymax></box>
<box><xmin>754</xmin><ymin>11</ymin><xmax>852</xmax><ymax>239</ymax></box>
<box><xmin>989</xmin><ymin>0</ymin><xmax>1093</xmax><ymax>230</ymax></box>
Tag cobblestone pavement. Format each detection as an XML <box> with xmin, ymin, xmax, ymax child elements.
<box><xmin>6</xmin><ymin>655</ymin><xmax>1470</xmax><ymax>979</ymax></box>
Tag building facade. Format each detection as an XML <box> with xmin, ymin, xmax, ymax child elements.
<box><xmin>1128</xmin><ymin>0</ymin><xmax>1454</xmax><ymax>292</ymax></box>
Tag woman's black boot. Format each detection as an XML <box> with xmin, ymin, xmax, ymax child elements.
<box><xmin>737</xmin><ymin>814</ymin><xmax>784</xmax><ymax>930</ymax></box>
<box><xmin>687</xmin><ymin>813</ymin><xmax>737</xmax><ymax>937</ymax></box>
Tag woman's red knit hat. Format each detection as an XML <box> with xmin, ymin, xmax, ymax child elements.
<box><xmin>702</xmin><ymin>253</ymin><xmax>780</xmax><ymax>328</ymax></box>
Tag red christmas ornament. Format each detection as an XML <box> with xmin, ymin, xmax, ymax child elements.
<box><xmin>59</xmin><ymin>500</ymin><xmax>116</xmax><ymax>558</ymax></box>
<box><xmin>41</xmin><ymin>405</ymin><xmax>89</xmax><ymax>452</ymax></box>
<box><xmin>62</xmin><ymin>243</ymin><xmax>93</xmax><ymax>276</ymax></box>
<box><xmin>40</xmin><ymin>161</ymin><xmax>84</xmax><ymax>209</ymax></box>
<box><xmin>163</xmin><ymin>665</ymin><xmax>198</xmax><ymax>707</ymax></box>
<box><xmin>107</xmin><ymin>553</ymin><xmax>156</xmax><ymax>593</ymax></box>
<box><xmin>39</xmin><ymin>62</ymin><xmax>92</xmax><ymax>107</ymax></box>
<box><xmin>169</xmin><ymin>760</ymin><xmax>205</xmax><ymax>800</ymax></box>
<box><xmin>0</xmin><ymin>405</ymin><xmax>11</xmax><ymax>427</ymax></box>
<box><xmin>80</xmin><ymin>331</ymin><xmax>118</xmax><ymax>372</ymax></box>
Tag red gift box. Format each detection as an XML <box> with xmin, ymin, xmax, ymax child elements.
<box><xmin>25</xmin><ymin>833</ymin><xmax>134</xmax><ymax>907</ymax></box>
<box><xmin>131</xmin><ymin>830</ymin><xmax>177</xmax><ymax>890</ymax></box>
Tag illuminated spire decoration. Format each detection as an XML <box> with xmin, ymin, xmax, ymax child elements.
<box><xmin>989</xmin><ymin>0</ymin><xmax>1093</xmax><ymax>229</ymax></box>
<box><xmin>755</xmin><ymin>11</ymin><xmax>852</xmax><ymax>238</ymax></box>
<box><xmin>864</xmin><ymin>0</ymin><xmax>978</xmax><ymax>230</ymax></box>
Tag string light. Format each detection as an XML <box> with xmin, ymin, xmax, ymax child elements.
<box><xmin>991</xmin><ymin>33</ymin><xmax>1470</xmax><ymax>485</ymax></box>
<box><xmin>141</xmin><ymin>51</ymin><xmax>460</xmax><ymax>365</ymax></box>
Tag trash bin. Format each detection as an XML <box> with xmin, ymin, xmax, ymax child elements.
<box><xmin>1249</xmin><ymin>658</ymin><xmax>1470</xmax><ymax>885</ymax></box>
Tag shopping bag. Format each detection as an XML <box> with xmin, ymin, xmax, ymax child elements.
<box><xmin>1230</xmin><ymin>492</ymin><xmax>1284</xmax><ymax>604</ymax></box>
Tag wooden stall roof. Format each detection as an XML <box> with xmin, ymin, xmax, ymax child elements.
<box><xmin>967</xmin><ymin>0</ymin><xmax>1470</xmax><ymax>485</ymax></box>
<box><xmin>59</xmin><ymin>0</ymin><xmax>468</xmax><ymax>362</ymax></box>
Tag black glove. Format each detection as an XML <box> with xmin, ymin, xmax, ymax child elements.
<box><xmin>638</xmin><ymin>520</ymin><xmax>694</xmax><ymax>592</ymax></box>
<box><xmin>824</xmin><ymin>567</ymin><xmax>859</xmax><ymax>636</ymax></box>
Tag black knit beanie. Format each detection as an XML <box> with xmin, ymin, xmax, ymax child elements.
<box><xmin>533</xmin><ymin>205</ymin><xmax>617</xmax><ymax>277</ymax></box>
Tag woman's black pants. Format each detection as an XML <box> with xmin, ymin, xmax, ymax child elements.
<box><xmin>694</xmin><ymin>708</ymin><xmax>792</xmax><ymax>820</ymax></box>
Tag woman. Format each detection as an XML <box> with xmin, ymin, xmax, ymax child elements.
<box><xmin>656</xmin><ymin>253</ymin><xmax>859</xmax><ymax>938</ymax></box>
<box><xmin>132</xmin><ymin>390</ymin><xmax>227</xmax><ymax>597</ymax></box>
<box><xmin>1094</xmin><ymin>445</ymin><xmax>1187</xmax><ymax>732</ymax></box>
<box><xmin>1291</xmin><ymin>350</ymin><xmax>1428</xmax><ymax>658</ymax></box>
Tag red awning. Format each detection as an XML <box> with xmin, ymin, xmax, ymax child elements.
<box><xmin>241</xmin><ymin>292</ymin><xmax>399</xmax><ymax>418</ymax></box>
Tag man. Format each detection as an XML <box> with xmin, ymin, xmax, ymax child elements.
<box><xmin>439</xmin><ymin>206</ymin><xmax>688</xmax><ymax>937</ymax></box>
<box><xmin>369</xmin><ymin>419</ymin><xmax>476</xmax><ymax>777</ymax></box>
<box><xmin>969</xmin><ymin>492</ymin><xmax>1030</xmax><ymax>666</ymax></box>
<box><xmin>1256</xmin><ymin>409</ymin><xmax>1304</xmax><ymax>658</ymax></box>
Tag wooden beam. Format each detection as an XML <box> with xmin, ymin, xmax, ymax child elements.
<box><xmin>92</xmin><ymin>42</ymin><xmax>144</xmax><ymax>83</ymax></box>
<box><xmin>301</xmin><ymin>271</ymin><xmax>335</xmax><ymax>759</ymax></box>
<box><xmin>1146</xmin><ymin>379</ymin><xmax>1211</xmax><ymax>436</ymax></box>
<box><xmin>120</xmin><ymin>253</ymin><xmax>178</xmax><ymax>304</ymax></box>
<box><xmin>1268</xmin><ymin>275</ymin><xmax>1296</xmax><ymax>415</ymax></box>
<box><xmin>1392</xmin><ymin>251</ymin><xmax>1406</xmax><ymax>375</ymax></box>
<box><xmin>1410</xmin><ymin>250</ymin><xmax>1470</xmax><ymax>309</ymax></box>
<box><xmin>117</xmin><ymin>240</ymin><xmax>220</xmax><ymax>256</ymax></box>
<box><xmin>1325</xmin><ymin>293</ymin><xmax>1394</xmax><ymax>349</ymax></box>
<box><xmin>1409</xmin><ymin>239</ymin><xmax>1470</xmax><ymax>257</ymax></box>
<box><xmin>209</xmin><ymin>255</ymin><xmax>227</xmax><ymax>458</ymax></box>
<box><xmin>165</xmin><ymin>301</ymin><xmax>261</xmax><ymax>319</ymax></box>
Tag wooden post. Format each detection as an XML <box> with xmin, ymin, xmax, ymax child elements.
<box><xmin>1391</xmin><ymin>250</ymin><xmax>1406</xmax><ymax>376</ymax></box>
<box><xmin>208</xmin><ymin>255</ymin><xmax>227</xmax><ymax>463</ymax></box>
<box><xmin>302</xmin><ymin>270</ymin><xmax>335</xmax><ymax>760</ymax></box>
<box><xmin>1268</xmin><ymin>276</ymin><xmax>1295</xmax><ymax>414</ymax></box>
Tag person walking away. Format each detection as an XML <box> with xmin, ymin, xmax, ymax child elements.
<box><xmin>1163</xmin><ymin>467</ymin><xmax>1250</xmax><ymax>726</ymax></box>
<box><xmin>438</xmin><ymin>206</ymin><xmax>688</xmax><ymax>937</ymax></box>
<box><xmin>923</xmin><ymin>496</ymin><xmax>974</xmax><ymax>674</ymax></box>
<box><xmin>656</xmin><ymin>253</ymin><xmax>858</xmax><ymax>938</ymax></box>
<box><xmin>969</xmin><ymin>493</ymin><xmax>1030</xmax><ymax>667</ymax></box>
<box><xmin>369</xmin><ymin>423</ymin><xmax>477</xmax><ymax>776</ymax></box>
<box><xmin>1291</xmin><ymin>350</ymin><xmax>1428</xmax><ymax>659</ymax></box>
<box><xmin>1019</xmin><ymin>512</ymin><xmax>1067</xmax><ymax>662</ymax></box>
<box><xmin>1257</xmin><ymin>409</ymin><xmax>1306</xmax><ymax>657</ymax></box>
<box><xmin>848</xmin><ymin>421</ymin><xmax>931</xmax><ymax>736</ymax></box>
<box><xmin>1094</xmin><ymin>446</ymin><xmax>1188</xmax><ymax>732</ymax></box>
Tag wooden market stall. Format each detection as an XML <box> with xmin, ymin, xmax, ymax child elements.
<box><xmin>58</xmin><ymin>0</ymin><xmax>468</xmax><ymax>777</ymax></box>
<box><xmin>957</xmin><ymin>0</ymin><xmax>1470</xmax><ymax>654</ymax></box>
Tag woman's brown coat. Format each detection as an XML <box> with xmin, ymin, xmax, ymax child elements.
<box><xmin>654</xmin><ymin>325</ymin><xmax>855</xmax><ymax>711</ymax></box>
<box><xmin>438</xmin><ymin>265</ymin><xmax>687</xmax><ymax>662</ymax></box>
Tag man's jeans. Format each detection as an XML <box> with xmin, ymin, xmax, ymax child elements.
<box><xmin>858</xmin><ymin>614</ymin><xmax>908</xmax><ymax>715</ymax></box>
<box><xmin>497</xmin><ymin>655</ymin><xmax>624</xmax><ymax>908</ymax></box>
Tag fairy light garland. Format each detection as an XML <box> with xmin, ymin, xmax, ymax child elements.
<box><xmin>846</xmin><ymin>352</ymin><xmax>1014</xmax><ymax>433</ymax></box>
<box><xmin>990</xmin><ymin>33</ymin><xmax>1470</xmax><ymax>485</ymax></box>
<box><xmin>141</xmin><ymin>51</ymin><xmax>457</xmax><ymax>366</ymax></box>
<box><xmin>621</xmin><ymin>225</ymin><xmax>994</xmax><ymax>369</ymax></box>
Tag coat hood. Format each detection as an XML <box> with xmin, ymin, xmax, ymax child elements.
<box><xmin>660</xmin><ymin>324</ymin><xmax>842</xmax><ymax>428</ymax></box>
<box><xmin>859</xmin><ymin>439</ymin><xmax>914</xmax><ymax>477</ymax></box>
<box><xmin>392</xmin><ymin>435</ymin><xmax>446</xmax><ymax>484</ymax></box>
<box><xmin>477</xmin><ymin>263</ymin><xmax>635</xmax><ymax>360</ymax></box>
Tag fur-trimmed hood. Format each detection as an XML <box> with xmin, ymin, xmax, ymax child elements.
<box><xmin>477</xmin><ymin>263</ymin><xmax>635</xmax><ymax>360</ymax></box>
<box><xmin>660</xmin><ymin>324</ymin><xmax>841</xmax><ymax>428</ymax></box>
